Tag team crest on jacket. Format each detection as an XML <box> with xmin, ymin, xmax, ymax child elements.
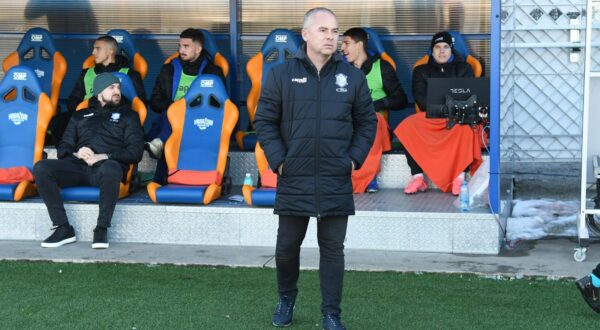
<box><xmin>335</xmin><ymin>73</ymin><xmax>348</xmax><ymax>92</ymax></box>
<box><xmin>110</xmin><ymin>113</ymin><xmax>120</xmax><ymax>123</ymax></box>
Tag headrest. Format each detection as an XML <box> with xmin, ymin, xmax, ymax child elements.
<box><xmin>363</xmin><ymin>27</ymin><xmax>386</xmax><ymax>56</ymax></box>
<box><xmin>183</xmin><ymin>74</ymin><xmax>228</xmax><ymax>109</ymax></box>
<box><xmin>0</xmin><ymin>66</ymin><xmax>43</xmax><ymax>103</ymax></box>
<box><xmin>17</xmin><ymin>27</ymin><xmax>57</xmax><ymax>57</ymax></box>
<box><xmin>111</xmin><ymin>72</ymin><xmax>137</xmax><ymax>101</ymax></box>
<box><xmin>447</xmin><ymin>31</ymin><xmax>471</xmax><ymax>58</ymax></box>
<box><xmin>261</xmin><ymin>29</ymin><xmax>300</xmax><ymax>61</ymax></box>
<box><xmin>107</xmin><ymin>29</ymin><xmax>139</xmax><ymax>61</ymax></box>
<box><xmin>197</xmin><ymin>29</ymin><xmax>220</xmax><ymax>60</ymax></box>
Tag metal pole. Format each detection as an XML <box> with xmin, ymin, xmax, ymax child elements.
<box><xmin>489</xmin><ymin>0</ymin><xmax>501</xmax><ymax>213</ymax></box>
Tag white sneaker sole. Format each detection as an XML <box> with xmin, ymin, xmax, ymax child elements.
<box><xmin>41</xmin><ymin>236</ymin><xmax>76</xmax><ymax>248</ymax></box>
<box><xmin>92</xmin><ymin>242</ymin><xmax>109</xmax><ymax>249</ymax></box>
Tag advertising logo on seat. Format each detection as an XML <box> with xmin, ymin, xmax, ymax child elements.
<box><xmin>8</xmin><ymin>112</ymin><xmax>28</xmax><ymax>125</ymax></box>
<box><xmin>34</xmin><ymin>69</ymin><xmax>45</xmax><ymax>78</ymax></box>
<box><xmin>200</xmin><ymin>80</ymin><xmax>214</xmax><ymax>88</ymax></box>
<box><xmin>275</xmin><ymin>35</ymin><xmax>288</xmax><ymax>43</ymax></box>
<box><xmin>194</xmin><ymin>118</ymin><xmax>214</xmax><ymax>130</ymax></box>
<box><xmin>113</xmin><ymin>35</ymin><xmax>124</xmax><ymax>43</ymax></box>
<box><xmin>13</xmin><ymin>72</ymin><xmax>27</xmax><ymax>81</ymax></box>
<box><xmin>30</xmin><ymin>34</ymin><xmax>43</xmax><ymax>42</ymax></box>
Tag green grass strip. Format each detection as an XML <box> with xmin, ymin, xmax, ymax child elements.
<box><xmin>0</xmin><ymin>260</ymin><xmax>597</xmax><ymax>329</ymax></box>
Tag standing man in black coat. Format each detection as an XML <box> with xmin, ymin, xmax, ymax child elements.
<box><xmin>34</xmin><ymin>73</ymin><xmax>144</xmax><ymax>249</ymax></box>
<box><xmin>254</xmin><ymin>7</ymin><xmax>376</xmax><ymax>330</ymax></box>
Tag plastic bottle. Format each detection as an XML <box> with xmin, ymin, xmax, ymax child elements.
<box><xmin>459</xmin><ymin>180</ymin><xmax>470</xmax><ymax>212</ymax></box>
<box><xmin>243</xmin><ymin>173</ymin><xmax>253</xmax><ymax>186</ymax></box>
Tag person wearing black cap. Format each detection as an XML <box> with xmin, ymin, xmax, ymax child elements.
<box><xmin>394</xmin><ymin>31</ymin><xmax>481</xmax><ymax>196</ymax></box>
<box><xmin>34</xmin><ymin>72</ymin><xmax>144</xmax><ymax>249</ymax></box>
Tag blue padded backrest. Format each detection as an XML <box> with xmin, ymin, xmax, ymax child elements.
<box><xmin>261</xmin><ymin>29</ymin><xmax>300</xmax><ymax>85</ymax></box>
<box><xmin>448</xmin><ymin>31</ymin><xmax>471</xmax><ymax>58</ymax></box>
<box><xmin>363</xmin><ymin>27</ymin><xmax>385</xmax><ymax>56</ymax></box>
<box><xmin>0</xmin><ymin>66</ymin><xmax>43</xmax><ymax>171</ymax></box>
<box><xmin>112</xmin><ymin>72</ymin><xmax>137</xmax><ymax>100</ymax></box>
<box><xmin>177</xmin><ymin>74</ymin><xmax>228</xmax><ymax>171</ymax></box>
<box><xmin>198</xmin><ymin>29</ymin><xmax>219</xmax><ymax>60</ymax></box>
<box><xmin>107</xmin><ymin>29</ymin><xmax>138</xmax><ymax>63</ymax></box>
<box><xmin>15</xmin><ymin>27</ymin><xmax>57</xmax><ymax>96</ymax></box>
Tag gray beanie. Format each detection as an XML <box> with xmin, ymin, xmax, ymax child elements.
<box><xmin>93</xmin><ymin>72</ymin><xmax>120</xmax><ymax>96</ymax></box>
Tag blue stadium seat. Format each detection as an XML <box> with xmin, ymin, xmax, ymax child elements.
<box><xmin>147</xmin><ymin>74</ymin><xmax>238</xmax><ymax>205</ymax></box>
<box><xmin>2</xmin><ymin>27</ymin><xmax>67</xmax><ymax>114</ymax></box>
<box><xmin>236</xmin><ymin>29</ymin><xmax>300</xmax><ymax>150</ymax></box>
<box><xmin>0</xmin><ymin>66</ymin><xmax>53</xmax><ymax>201</ymax></box>
<box><xmin>60</xmin><ymin>72</ymin><xmax>147</xmax><ymax>202</ymax></box>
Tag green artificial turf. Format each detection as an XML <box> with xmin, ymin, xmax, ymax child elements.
<box><xmin>0</xmin><ymin>260</ymin><xmax>597</xmax><ymax>329</ymax></box>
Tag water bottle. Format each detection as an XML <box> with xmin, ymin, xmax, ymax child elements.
<box><xmin>459</xmin><ymin>180</ymin><xmax>470</xmax><ymax>212</ymax></box>
<box><xmin>243</xmin><ymin>173</ymin><xmax>253</xmax><ymax>186</ymax></box>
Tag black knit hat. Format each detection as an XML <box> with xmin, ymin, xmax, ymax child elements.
<box><xmin>430</xmin><ymin>31</ymin><xmax>453</xmax><ymax>50</ymax></box>
<box><xmin>93</xmin><ymin>72</ymin><xmax>120</xmax><ymax>96</ymax></box>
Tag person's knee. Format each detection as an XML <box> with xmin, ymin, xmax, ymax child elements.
<box><xmin>99</xmin><ymin>160</ymin><xmax>122</xmax><ymax>181</ymax></box>
<box><xmin>33</xmin><ymin>160</ymin><xmax>51</xmax><ymax>179</ymax></box>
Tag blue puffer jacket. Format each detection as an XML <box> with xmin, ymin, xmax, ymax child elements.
<box><xmin>254</xmin><ymin>45</ymin><xmax>377</xmax><ymax>218</ymax></box>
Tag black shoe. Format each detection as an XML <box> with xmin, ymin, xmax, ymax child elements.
<box><xmin>576</xmin><ymin>275</ymin><xmax>600</xmax><ymax>313</ymax></box>
<box><xmin>322</xmin><ymin>313</ymin><xmax>346</xmax><ymax>330</ymax></box>
<box><xmin>41</xmin><ymin>224</ymin><xmax>76</xmax><ymax>248</ymax></box>
<box><xmin>92</xmin><ymin>226</ymin><xmax>109</xmax><ymax>249</ymax></box>
<box><xmin>272</xmin><ymin>295</ymin><xmax>295</xmax><ymax>327</ymax></box>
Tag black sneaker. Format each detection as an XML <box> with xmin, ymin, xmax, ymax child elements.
<box><xmin>272</xmin><ymin>295</ymin><xmax>295</xmax><ymax>327</ymax></box>
<box><xmin>92</xmin><ymin>227</ymin><xmax>109</xmax><ymax>249</ymax></box>
<box><xmin>41</xmin><ymin>224</ymin><xmax>76</xmax><ymax>248</ymax></box>
<box><xmin>322</xmin><ymin>313</ymin><xmax>346</xmax><ymax>330</ymax></box>
<box><xmin>576</xmin><ymin>275</ymin><xmax>600</xmax><ymax>313</ymax></box>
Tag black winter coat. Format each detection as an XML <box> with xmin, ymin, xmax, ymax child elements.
<box><xmin>150</xmin><ymin>54</ymin><xmax>225</xmax><ymax>114</ymax></box>
<box><xmin>58</xmin><ymin>97</ymin><xmax>144</xmax><ymax>181</ymax></box>
<box><xmin>67</xmin><ymin>55</ymin><xmax>146</xmax><ymax>112</ymax></box>
<box><xmin>254</xmin><ymin>46</ymin><xmax>377</xmax><ymax>218</ymax></box>
<box><xmin>412</xmin><ymin>52</ymin><xmax>474</xmax><ymax>113</ymax></box>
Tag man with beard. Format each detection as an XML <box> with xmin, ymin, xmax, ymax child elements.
<box><xmin>48</xmin><ymin>35</ymin><xmax>145</xmax><ymax>147</ymax></box>
<box><xmin>146</xmin><ymin>28</ymin><xmax>225</xmax><ymax>184</ymax></box>
<box><xmin>34</xmin><ymin>73</ymin><xmax>144</xmax><ymax>249</ymax></box>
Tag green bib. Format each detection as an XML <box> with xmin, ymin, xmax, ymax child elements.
<box><xmin>365</xmin><ymin>59</ymin><xmax>387</xmax><ymax>116</ymax></box>
<box><xmin>174</xmin><ymin>72</ymin><xmax>197</xmax><ymax>101</ymax></box>
<box><xmin>83</xmin><ymin>67</ymin><xmax>129</xmax><ymax>100</ymax></box>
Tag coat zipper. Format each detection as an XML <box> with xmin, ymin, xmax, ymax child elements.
<box><xmin>316</xmin><ymin>68</ymin><xmax>321</xmax><ymax>220</ymax></box>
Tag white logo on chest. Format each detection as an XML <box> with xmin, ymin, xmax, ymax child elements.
<box><xmin>335</xmin><ymin>73</ymin><xmax>348</xmax><ymax>92</ymax></box>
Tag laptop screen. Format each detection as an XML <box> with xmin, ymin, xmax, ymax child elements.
<box><xmin>426</xmin><ymin>77</ymin><xmax>490</xmax><ymax>118</ymax></box>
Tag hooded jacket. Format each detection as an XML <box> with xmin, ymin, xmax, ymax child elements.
<box><xmin>254</xmin><ymin>46</ymin><xmax>377</xmax><ymax>218</ymax></box>
<box><xmin>67</xmin><ymin>54</ymin><xmax>146</xmax><ymax>112</ymax></box>
<box><xmin>58</xmin><ymin>96</ymin><xmax>144</xmax><ymax>181</ymax></box>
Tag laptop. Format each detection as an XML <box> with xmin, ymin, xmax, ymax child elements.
<box><xmin>426</xmin><ymin>77</ymin><xmax>490</xmax><ymax>118</ymax></box>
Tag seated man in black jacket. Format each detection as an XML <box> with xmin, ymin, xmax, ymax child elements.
<box><xmin>147</xmin><ymin>28</ymin><xmax>225</xmax><ymax>184</ymax></box>
<box><xmin>35</xmin><ymin>73</ymin><xmax>144</xmax><ymax>249</ymax></box>
<box><xmin>48</xmin><ymin>35</ymin><xmax>145</xmax><ymax>147</ymax></box>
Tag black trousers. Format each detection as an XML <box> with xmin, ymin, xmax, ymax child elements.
<box><xmin>405</xmin><ymin>149</ymin><xmax>423</xmax><ymax>175</ymax></box>
<box><xmin>276</xmin><ymin>214</ymin><xmax>348</xmax><ymax>315</ymax></box>
<box><xmin>33</xmin><ymin>159</ymin><xmax>123</xmax><ymax>228</ymax></box>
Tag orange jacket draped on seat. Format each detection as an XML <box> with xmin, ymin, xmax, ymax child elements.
<box><xmin>351</xmin><ymin>113</ymin><xmax>391</xmax><ymax>193</ymax></box>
